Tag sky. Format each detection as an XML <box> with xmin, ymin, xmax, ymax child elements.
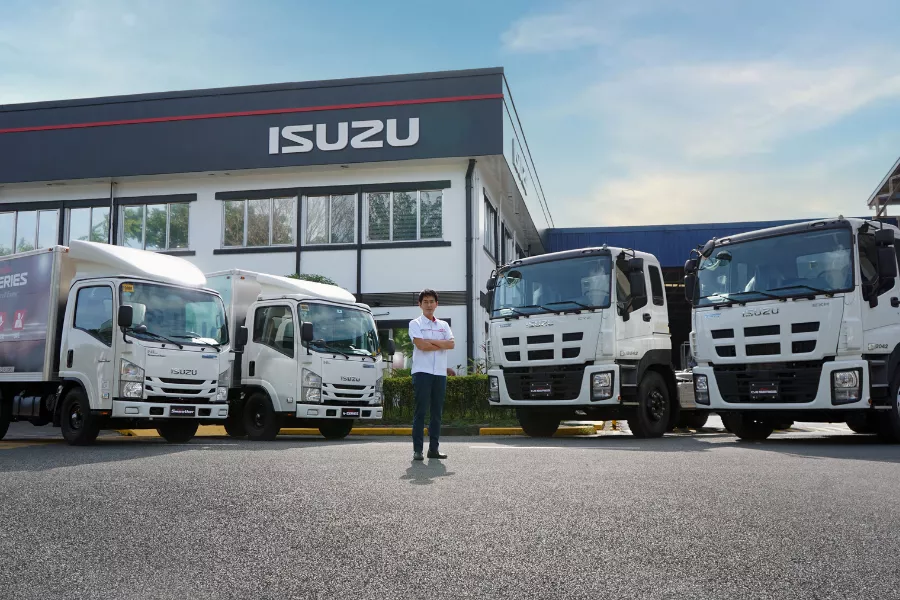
<box><xmin>2</xmin><ymin>0</ymin><xmax>899</xmax><ymax>229</ymax></box>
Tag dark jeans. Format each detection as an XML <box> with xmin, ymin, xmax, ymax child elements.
<box><xmin>412</xmin><ymin>372</ymin><xmax>447</xmax><ymax>453</ymax></box>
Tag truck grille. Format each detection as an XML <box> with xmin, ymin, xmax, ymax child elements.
<box><xmin>503</xmin><ymin>364</ymin><xmax>586</xmax><ymax>401</ymax></box>
<box><xmin>322</xmin><ymin>382</ymin><xmax>378</xmax><ymax>406</ymax></box>
<box><xmin>144</xmin><ymin>377</ymin><xmax>217</xmax><ymax>401</ymax></box>
<box><xmin>714</xmin><ymin>361</ymin><xmax>824</xmax><ymax>404</ymax></box>
<box><xmin>499</xmin><ymin>333</ymin><xmax>582</xmax><ymax>363</ymax></box>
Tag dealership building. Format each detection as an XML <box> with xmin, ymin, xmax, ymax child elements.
<box><xmin>0</xmin><ymin>67</ymin><xmax>552</xmax><ymax>372</ymax></box>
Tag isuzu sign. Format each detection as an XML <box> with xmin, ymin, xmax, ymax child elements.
<box><xmin>742</xmin><ymin>307</ymin><xmax>779</xmax><ymax>317</ymax></box>
<box><xmin>269</xmin><ymin>118</ymin><xmax>420</xmax><ymax>154</ymax></box>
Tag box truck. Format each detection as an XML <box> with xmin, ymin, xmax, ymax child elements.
<box><xmin>0</xmin><ymin>241</ymin><xmax>231</xmax><ymax>445</ymax></box>
<box><xmin>205</xmin><ymin>270</ymin><xmax>393</xmax><ymax>441</ymax></box>
<box><xmin>684</xmin><ymin>217</ymin><xmax>900</xmax><ymax>441</ymax></box>
<box><xmin>485</xmin><ymin>246</ymin><xmax>707</xmax><ymax>438</ymax></box>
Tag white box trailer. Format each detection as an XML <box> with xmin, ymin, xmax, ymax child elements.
<box><xmin>0</xmin><ymin>241</ymin><xmax>231</xmax><ymax>445</ymax></box>
<box><xmin>205</xmin><ymin>270</ymin><xmax>392</xmax><ymax>440</ymax></box>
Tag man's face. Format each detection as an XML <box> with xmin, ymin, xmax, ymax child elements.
<box><xmin>419</xmin><ymin>296</ymin><xmax>438</xmax><ymax>316</ymax></box>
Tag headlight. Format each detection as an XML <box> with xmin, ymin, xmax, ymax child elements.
<box><xmin>120</xmin><ymin>359</ymin><xmax>144</xmax><ymax>382</ymax></box>
<box><xmin>694</xmin><ymin>374</ymin><xmax>710</xmax><ymax>405</ymax></box>
<box><xmin>302</xmin><ymin>369</ymin><xmax>322</xmax><ymax>388</ymax></box>
<box><xmin>216</xmin><ymin>387</ymin><xmax>228</xmax><ymax>402</ymax></box>
<box><xmin>303</xmin><ymin>388</ymin><xmax>321</xmax><ymax>403</ymax></box>
<box><xmin>591</xmin><ymin>372</ymin><xmax>613</xmax><ymax>401</ymax></box>
<box><xmin>218</xmin><ymin>365</ymin><xmax>232</xmax><ymax>387</ymax></box>
<box><xmin>489</xmin><ymin>375</ymin><xmax>500</xmax><ymax>402</ymax></box>
<box><xmin>301</xmin><ymin>369</ymin><xmax>322</xmax><ymax>404</ymax></box>
<box><xmin>120</xmin><ymin>381</ymin><xmax>143</xmax><ymax>399</ymax></box>
<box><xmin>832</xmin><ymin>369</ymin><xmax>861</xmax><ymax>405</ymax></box>
<box><xmin>375</xmin><ymin>377</ymin><xmax>383</xmax><ymax>392</ymax></box>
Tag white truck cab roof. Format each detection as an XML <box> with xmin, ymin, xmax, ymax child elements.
<box><xmin>67</xmin><ymin>239</ymin><xmax>208</xmax><ymax>288</ymax></box>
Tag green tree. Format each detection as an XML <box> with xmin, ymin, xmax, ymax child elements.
<box><xmin>287</xmin><ymin>273</ymin><xmax>338</xmax><ymax>286</ymax></box>
<box><xmin>392</xmin><ymin>328</ymin><xmax>414</xmax><ymax>359</ymax></box>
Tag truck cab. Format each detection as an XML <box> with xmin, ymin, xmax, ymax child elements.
<box><xmin>206</xmin><ymin>270</ymin><xmax>393</xmax><ymax>441</ymax></box>
<box><xmin>684</xmin><ymin>217</ymin><xmax>900</xmax><ymax>441</ymax></box>
<box><xmin>485</xmin><ymin>246</ymin><xmax>703</xmax><ymax>438</ymax></box>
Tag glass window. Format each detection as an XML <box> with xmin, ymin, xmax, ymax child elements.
<box><xmin>15</xmin><ymin>211</ymin><xmax>36</xmax><ymax>253</ymax></box>
<box><xmin>121</xmin><ymin>282</ymin><xmax>228</xmax><ymax>346</ymax></box>
<box><xmin>221</xmin><ymin>198</ymin><xmax>296</xmax><ymax>248</ymax></box>
<box><xmin>392</xmin><ymin>191</ymin><xmax>417</xmax><ymax>241</ymax></box>
<box><xmin>74</xmin><ymin>286</ymin><xmax>114</xmax><ymax>346</ymax></box>
<box><xmin>366</xmin><ymin>193</ymin><xmax>390</xmax><ymax>242</ymax></box>
<box><xmin>364</xmin><ymin>189</ymin><xmax>444</xmax><ymax>243</ymax></box>
<box><xmin>91</xmin><ymin>206</ymin><xmax>110</xmax><ymax>243</ymax></box>
<box><xmin>120</xmin><ymin>203</ymin><xmax>191</xmax><ymax>251</ymax></box>
<box><xmin>300</xmin><ymin>303</ymin><xmax>380</xmax><ymax>357</ymax></box>
<box><xmin>69</xmin><ymin>206</ymin><xmax>110</xmax><ymax>244</ymax></box>
<box><xmin>306</xmin><ymin>197</ymin><xmax>329</xmax><ymax>244</ymax></box>
<box><xmin>253</xmin><ymin>305</ymin><xmax>295</xmax><ymax>358</ymax></box>
<box><xmin>649</xmin><ymin>265</ymin><xmax>665</xmax><ymax>306</ymax></box>
<box><xmin>420</xmin><ymin>190</ymin><xmax>442</xmax><ymax>239</ymax></box>
<box><xmin>0</xmin><ymin>213</ymin><xmax>14</xmax><ymax>256</ymax></box>
<box><xmin>483</xmin><ymin>197</ymin><xmax>497</xmax><ymax>257</ymax></box>
<box><xmin>306</xmin><ymin>195</ymin><xmax>356</xmax><ymax>245</ymax></box>
<box><xmin>331</xmin><ymin>195</ymin><xmax>356</xmax><ymax>243</ymax></box>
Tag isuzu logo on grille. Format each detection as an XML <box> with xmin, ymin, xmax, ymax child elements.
<box><xmin>742</xmin><ymin>308</ymin><xmax>779</xmax><ymax>317</ymax></box>
<box><xmin>341</xmin><ymin>376</ymin><xmax>361</xmax><ymax>382</ymax></box>
<box><xmin>171</xmin><ymin>369</ymin><xmax>198</xmax><ymax>376</ymax></box>
<box><xmin>525</xmin><ymin>320</ymin><xmax>553</xmax><ymax>328</ymax></box>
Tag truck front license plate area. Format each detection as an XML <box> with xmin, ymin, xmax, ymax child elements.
<box><xmin>341</xmin><ymin>408</ymin><xmax>361</xmax><ymax>418</ymax></box>
<box><xmin>170</xmin><ymin>406</ymin><xmax>196</xmax><ymax>417</ymax></box>
<box><xmin>529</xmin><ymin>382</ymin><xmax>552</xmax><ymax>395</ymax></box>
<box><xmin>749</xmin><ymin>382</ymin><xmax>779</xmax><ymax>401</ymax></box>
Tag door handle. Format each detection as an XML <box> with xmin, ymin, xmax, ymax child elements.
<box><xmin>66</xmin><ymin>350</ymin><xmax>73</xmax><ymax>368</ymax></box>
<box><xmin>892</xmin><ymin>297</ymin><xmax>900</xmax><ymax>308</ymax></box>
<box><xmin>248</xmin><ymin>360</ymin><xmax>255</xmax><ymax>377</ymax></box>
<box><xmin>643</xmin><ymin>313</ymin><xmax>651</xmax><ymax>322</ymax></box>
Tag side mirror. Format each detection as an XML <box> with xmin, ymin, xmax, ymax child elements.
<box><xmin>117</xmin><ymin>305</ymin><xmax>133</xmax><ymax>328</ymax></box>
<box><xmin>386</xmin><ymin>339</ymin><xmax>396</xmax><ymax>355</ymax></box>
<box><xmin>236</xmin><ymin>326</ymin><xmax>249</xmax><ymax>349</ymax></box>
<box><xmin>878</xmin><ymin>246</ymin><xmax>897</xmax><ymax>278</ymax></box>
<box><xmin>626</xmin><ymin>257</ymin><xmax>644</xmax><ymax>272</ymax></box>
<box><xmin>684</xmin><ymin>258</ymin><xmax>698</xmax><ymax>273</ymax></box>
<box><xmin>876</xmin><ymin>229</ymin><xmax>895</xmax><ymax>246</ymax></box>
<box><xmin>301</xmin><ymin>322</ymin><xmax>314</xmax><ymax>343</ymax></box>
<box><xmin>684</xmin><ymin>273</ymin><xmax>697</xmax><ymax>302</ymax></box>
<box><xmin>628</xmin><ymin>269</ymin><xmax>647</xmax><ymax>302</ymax></box>
<box><xmin>486</xmin><ymin>277</ymin><xmax>496</xmax><ymax>291</ymax></box>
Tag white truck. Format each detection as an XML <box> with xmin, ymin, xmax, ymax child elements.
<box><xmin>485</xmin><ymin>246</ymin><xmax>707</xmax><ymax>438</ymax></box>
<box><xmin>205</xmin><ymin>270</ymin><xmax>392</xmax><ymax>441</ymax></box>
<box><xmin>684</xmin><ymin>217</ymin><xmax>900</xmax><ymax>442</ymax></box>
<box><xmin>0</xmin><ymin>241</ymin><xmax>231</xmax><ymax>445</ymax></box>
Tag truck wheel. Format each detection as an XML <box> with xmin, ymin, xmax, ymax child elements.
<box><xmin>516</xmin><ymin>409</ymin><xmax>560</xmax><ymax>438</ymax></box>
<box><xmin>156</xmin><ymin>421</ymin><xmax>199</xmax><ymax>443</ymax></box>
<box><xmin>845</xmin><ymin>414</ymin><xmax>877</xmax><ymax>435</ymax></box>
<box><xmin>721</xmin><ymin>413</ymin><xmax>774</xmax><ymax>441</ymax></box>
<box><xmin>243</xmin><ymin>392</ymin><xmax>281</xmax><ymax>441</ymax></box>
<box><xmin>60</xmin><ymin>388</ymin><xmax>101</xmax><ymax>446</ymax></box>
<box><xmin>319</xmin><ymin>419</ymin><xmax>354</xmax><ymax>440</ymax></box>
<box><xmin>877</xmin><ymin>372</ymin><xmax>900</xmax><ymax>443</ymax></box>
<box><xmin>677</xmin><ymin>411</ymin><xmax>709</xmax><ymax>430</ymax></box>
<box><xmin>223</xmin><ymin>411</ymin><xmax>247</xmax><ymax>438</ymax></box>
<box><xmin>0</xmin><ymin>395</ymin><xmax>11</xmax><ymax>441</ymax></box>
<box><xmin>627</xmin><ymin>371</ymin><xmax>671</xmax><ymax>438</ymax></box>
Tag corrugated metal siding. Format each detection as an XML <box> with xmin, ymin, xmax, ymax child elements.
<box><xmin>544</xmin><ymin>217</ymin><xmax>899</xmax><ymax>267</ymax></box>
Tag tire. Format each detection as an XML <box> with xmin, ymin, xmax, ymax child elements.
<box><xmin>516</xmin><ymin>409</ymin><xmax>561</xmax><ymax>438</ymax></box>
<box><xmin>319</xmin><ymin>419</ymin><xmax>354</xmax><ymax>440</ymax></box>
<box><xmin>677</xmin><ymin>410</ymin><xmax>709</xmax><ymax>430</ymax></box>
<box><xmin>0</xmin><ymin>395</ymin><xmax>11</xmax><ymax>441</ymax></box>
<box><xmin>243</xmin><ymin>392</ymin><xmax>281</xmax><ymax>441</ymax></box>
<box><xmin>60</xmin><ymin>388</ymin><xmax>101</xmax><ymax>446</ymax></box>
<box><xmin>721</xmin><ymin>413</ymin><xmax>774</xmax><ymax>441</ymax></box>
<box><xmin>877</xmin><ymin>372</ymin><xmax>900</xmax><ymax>443</ymax></box>
<box><xmin>772</xmin><ymin>421</ymin><xmax>794</xmax><ymax>431</ymax></box>
<box><xmin>156</xmin><ymin>421</ymin><xmax>199</xmax><ymax>443</ymax></box>
<box><xmin>627</xmin><ymin>371</ymin><xmax>671</xmax><ymax>438</ymax></box>
<box><xmin>223</xmin><ymin>410</ymin><xmax>247</xmax><ymax>438</ymax></box>
<box><xmin>845</xmin><ymin>413</ymin><xmax>877</xmax><ymax>435</ymax></box>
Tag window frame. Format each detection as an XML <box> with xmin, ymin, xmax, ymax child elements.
<box><xmin>221</xmin><ymin>197</ymin><xmax>297</xmax><ymax>249</ymax></box>
<box><xmin>66</xmin><ymin>205</ymin><xmax>111</xmax><ymax>245</ymax></box>
<box><xmin>0</xmin><ymin>208</ymin><xmax>60</xmax><ymax>256</ymax></box>
<box><xmin>363</xmin><ymin>189</ymin><xmax>443</xmax><ymax>243</ymax></box>
<box><xmin>252</xmin><ymin>304</ymin><xmax>296</xmax><ymax>358</ymax></box>
<box><xmin>119</xmin><ymin>202</ymin><xmax>191</xmax><ymax>251</ymax></box>
<box><xmin>305</xmin><ymin>194</ymin><xmax>358</xmax><ymax>245</ymax></box>
<box><xmin>73</xmin><ymin>285</ymin><xmax>115</xmax><ymax>347</ymax></box>
<box><xmin>483</xmin><ymin>196</ymin><xmax>498</xmax><ymax>259</ymax></box>
<box><xmin>648</xmin><ymin>265</ymin><xmax>665</xmax><ymax>306</ymax></box>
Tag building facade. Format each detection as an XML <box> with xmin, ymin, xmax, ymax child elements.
<box><xmin>0</xmin><ymin>68</ymin><xmax>551</xmax><ymax>372</ymax></box>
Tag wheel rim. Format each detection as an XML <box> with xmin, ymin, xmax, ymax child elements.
<box><xmin>68</xmin><ymin>402</ymin><xmax>84</xmax><ymax>431</ymax></box>
<box><xmin>251</xmin><ymin>400</ymin><xmax>264</xmax><ymax>429</ymax></box>
<box><xmin>647</xmin><ymin>389</ymin><xmax>666</xmax><ymax>422</ymax></box>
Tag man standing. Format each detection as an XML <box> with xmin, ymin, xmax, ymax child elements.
<box><xmin>409</xmin><ymin>289</ymin><xmax>454</xmax><ymax>461</ymax></box>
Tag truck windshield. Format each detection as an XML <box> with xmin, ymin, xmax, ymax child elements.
<box><xmin>120</xmin><ymin>282</ymin><xmax>228</xmax><ymax>345</ymax></box>
<box><xmin>492</xmin><ymin>254</ymin><xmax>612</xmax><ymax>318</ymax></box>
<box><xmin>695</xmin><ymin>228</ymin><xmax>853</xmax><ymax>307</ymax></box>
<box><xmin>300</xmin><ymin>303</ymin><xmax>380</xmax><ymax>357</ymax></box>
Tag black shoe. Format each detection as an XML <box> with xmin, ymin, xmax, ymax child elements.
<box><xmin>413</xmin><ymin>452</ymin><xmax>424</xmax><ymax>461</ymax></box>
<box><xmin>427</xmin><ymin>450</ymin><xmax>447</xmax><ymax>459</ymax></box>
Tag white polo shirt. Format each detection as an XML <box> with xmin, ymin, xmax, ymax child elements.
<box><xmin>409</xmin><ymin>315</ymin><xmax>454</xmax><ymax>376</ymax></box>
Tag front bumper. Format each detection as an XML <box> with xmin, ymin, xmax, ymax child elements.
<box><xmin>489</xmin><ymin>364</ymin><xmax>620</xmax><ymax>407</ymax></box>
<box><xmin>295</xmin><ymin>404</ymin><xmax>383</xmax><ymax>420</ymax></box>
<box><xmin>696</xmin><ymin>359</ymin><xmax>870</xmax><ymax>411</ymax></box>
<box><xmin>111</xmin><ymin>400</ymin><xmax>229</xmax><ymax>419</ymax></box>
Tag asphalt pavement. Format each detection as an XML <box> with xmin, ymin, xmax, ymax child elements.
<box><xmin>1</xmin><ymin>421</ymin><xmax>899</xmax><ymax>600</ymax></box>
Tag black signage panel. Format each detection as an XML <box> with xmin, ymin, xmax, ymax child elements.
<box><xmin>0</xmin><ymin>252</ymin><xmax>54</xmax><ymax>374</ymax></box>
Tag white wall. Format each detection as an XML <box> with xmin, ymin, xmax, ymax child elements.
<box><xmin>300</xmin><ymin>250</ymin><xmax>357</xmax><ymax>291</ymax></box>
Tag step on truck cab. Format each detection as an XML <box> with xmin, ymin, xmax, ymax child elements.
<box><xmin>0</xmin><ymin>241</ymin><xmax>231</xmax><ymax>445</ymax></box>
<box><xmin>205</xmin><ymin>270</ymin><xmax>393</xmax><ymax>441</ymax></box>
<box><xmin>684</xmin><ymin>217</ymin><xmax>900</xmax><ymax>441</ymax></box>
<box><xmin>485</xmin><ymin>246</ymin><xmax>707</xmax><ymax>438</ymax></box>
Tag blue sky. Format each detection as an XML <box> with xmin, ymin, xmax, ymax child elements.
<box><xmin>2</xmin><ymin>0</ymin><xmax>900</xmax><ymax>228</ymax></box>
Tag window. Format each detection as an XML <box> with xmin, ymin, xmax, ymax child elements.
<box><xmin>121</xmin><ymin>203</ymin><xmax>189</xmax><ymax>251</ymax></box>
<box><xmin>253</xmin><ymin>305</ymin><xmax>295</xmax><ymax>358</ymax></box>
<box><xmin>0</xmin><ymin>209</ymin><xmax>58</xmax><ymax>256</ymax></box>
<box><xmin>365</xmin><ymin>189</ymin><xmax>442</xmax><ymax>242</ymax></box>
<box><xmin>306</xmin><ymin>195</ymin><xmax>356</xmax><ymax>244</ymax></box>
<box><xmin>615</xmin><ymin>258</ymin><xmax>647</xmax><ymax>314</ymax></box>
<box><xmin>67</xmin><ymin>206</ymin><xmax>110</xmax><ymax>244</ymax></box>
<box><xmin>515</xmin><ymin>243</ymin><xmax>525</xmax><ymax>260</ymax></box>
<box><xmin>74</xmin><ymin>286</ymin><xmax>114</xmax><ymax>346</ymax></box>
<box><xmin>858</xmin><ymin>233</ymin><xmax>895</xmax><ymax>299</ymax></box>
<box><xmin>649</xmin><ymin>265</ymin><xmax>665</xmax><ymax>306</ymax></box>
<box><xmin>483</xmin><ymin>197</ymin><xmax>497</xmax><ymax>257</ymax></box>
<box><xmin>222</xmin><ymin>197</ymin><xmax>295</xmax><ymax>248</ymax></box>
<box><xmin>501</xmin><ymin>226</ymin><xmax>515</xmax><ymax>265</ymax></box>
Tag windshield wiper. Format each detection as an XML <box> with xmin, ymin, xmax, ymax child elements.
<box><xmin>722</xmin><ymin>290</ymin><xmax>783</xmax><ymax>302</ymax></box>
<box><xmin>768</xmin><ymin>284</ymin><xmax>834</xmax><ymax>297</ymax></box>
<box><xmin>170</xmin><ymin>334</ymin><xmax>222</xmax><ymax>351</ymax></box>
<box><xmin>544</xmin><ymin>300</ymin><xmax>594</xmax><ymax>311</ymax></box>
<box><xmin>311</xmin><ymin>340</ymin><xmax>351</xmax><ymax>359</ymax></box>
<box><xmin>492</xmin><ymin>307</ymin><xmax>530</xmax><ymax>318</ymax></box>
<box><xmin>126</xmin><ymin>327</ymin><xmax>184</xmax><ymax>349</ymax></box>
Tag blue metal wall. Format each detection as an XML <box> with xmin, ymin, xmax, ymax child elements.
<box><xmin>544</xmin><ymin>217</ymin><xmax>898</xmax><ymax>268</ymax></box>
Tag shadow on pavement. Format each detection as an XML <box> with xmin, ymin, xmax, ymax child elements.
<box><xmin>399</xmin><ymin>459</ymin><xmax>455</xmax><ymax>485</ymax></box>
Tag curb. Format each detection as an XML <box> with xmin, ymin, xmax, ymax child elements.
<box><xmin>479</xmin><ymin>425</ymin><xmax>597</xmax><ymax>437</ymax></box>
<box><xmin>116</xmin><ymin>424</ymin><xmax>600</xmax><ymax>438</ymax></box>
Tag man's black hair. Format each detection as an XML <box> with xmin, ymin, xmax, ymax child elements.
<box><xmin>418</xmin><ymin>289</ymin><xmax>439</xmax><ymax>304</ymax></box>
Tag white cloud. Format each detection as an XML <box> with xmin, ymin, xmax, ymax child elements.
<box><xmin>501</xmin><ymin>10</ymin><xmax>607</xmax><ymax>53</ymax></box>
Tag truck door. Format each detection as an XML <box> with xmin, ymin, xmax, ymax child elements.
<box><xmin>61</xmin><ymin>283</ymin><xmax>117</xmax><ymax>409</ymax></box>
<box><xmin>246</xmin><ymin>303</ymin><xmax>298</xmax><ymax>410</ymax></box>
<box><xmin>859</xmin><ymin>231</ymin><xmax>900</xmax><ymax>339</ymax></box>
<box><xmin>615</xmin><ymin>258</ymin><xmax>653</xmax><ymax>351</ymax></box>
